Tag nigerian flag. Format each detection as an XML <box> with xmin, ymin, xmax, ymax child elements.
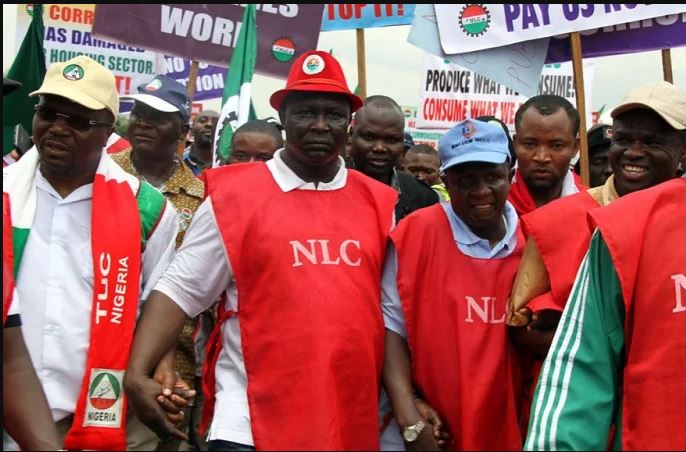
<box><xmin>213</xmin><ymin>4</ymin><xmax>257</xmax><ymax>167</ymax></box>
<box><xmin>3</xmin><ymin>4</ymin><xmax>46</xmax><ymax>155</ymax></box>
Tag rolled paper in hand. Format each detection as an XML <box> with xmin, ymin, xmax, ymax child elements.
<box><xmin>506</xmin><ymin>237</ymin><xmax>551</xmax><ymax>326</ymax></box>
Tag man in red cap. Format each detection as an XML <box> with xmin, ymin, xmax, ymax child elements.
<box><xmin>124</xmin><ymin>50</ymin><xmax>399</xmax><ymax>451</ymax></box>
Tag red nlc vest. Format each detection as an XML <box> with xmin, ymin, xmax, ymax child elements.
<box><xmin>522</xmin><ymin>190</ymin><xmax>600</xmax><ymax>312</ymax></box>
<box><xmin>391</xmin><ymin>204</ymin><xmax>528</xmax><ymax>451</ymax></box>
<box><xmin>205</xmin><ymin>163</ymin><xmax>396</xmax><ymax>451</ymax></box>
<box><xmin>590</xmin><ymin>177</ymin><xmax>686</xmax><ymax>450</ymax></box>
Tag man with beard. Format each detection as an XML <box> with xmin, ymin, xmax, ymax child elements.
<box><xmin>508</xmin><ymin>81</ymin><xmax>686</xmax><ymax>356</ymax></box>
<box><xmin>509</xmin><ymin>95</ymin><xmax>585</xmax><ymax>216</ymax></box>
<box><xmin>183</xmin><ymin>110</ymin><xmax>219</xmax><ymax>176</ymax></box>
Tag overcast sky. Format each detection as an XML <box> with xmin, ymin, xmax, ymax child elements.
<box><xmin>4</xmin><ymin>4</ymin><xmax>685</xmax><ymax>123</ymax></box>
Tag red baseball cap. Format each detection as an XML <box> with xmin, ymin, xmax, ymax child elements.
<box><xmin>269</xmin><ymin>50</ymin><xmax>363</xmax><ymax>112</ymax></box>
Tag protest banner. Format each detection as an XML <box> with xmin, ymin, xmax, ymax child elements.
<box><xmin>546</xmin><ymin>12</ymin><xmax>686</xmax><ymax>62</ymax></box>
<box><xmin>417</xmin><ymin>54</ymin><xmax>594</xmax><ymax>133</ymax></box>
<box><xmin>14</xmin><ymin>4</ymin><xmax>159</xmax><ymax>102</ymax></box>
<box><xmin>92</xmin><ymin>4</ymin><xmax>324</xmax><ymax>79</ymax></box>
<box><xmin>434</xmin><ymin>4</ymin><xmax>686</xmax><ymax>55</ymax></box>
<box><xmin>408</xmin><ymin>4</ymin><xmax>550</xmax><ymax>97</ymax></box>
<box><xmin>162</xmin><ymin>57</ymin><xmax>226</xmax><ymax>101</ymax></box>
<box><xmin>321</xmin><ymin>4</ymin><xmax>416</xmax><ymax>30</ymax></box>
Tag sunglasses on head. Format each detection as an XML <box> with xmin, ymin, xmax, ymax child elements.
<box><xmin>34</xmin><ymin>104</ymin><xmax>113</xmax><ymax>131</ymax></box>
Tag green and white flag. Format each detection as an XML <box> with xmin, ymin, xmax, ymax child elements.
<box><xmin>3</xmin><ymin>4</ymin><xmax>46</xmax><ymax>156</ymax></box>
<box><xmin>213</xmin><ymin>4</ymin><xmax>257</xmax><ymax>167</ymax></box>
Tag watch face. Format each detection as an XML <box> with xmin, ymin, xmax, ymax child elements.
<box><xmin>403</xmin><ymin>428</ymin><xmax>419</xmax><ymax>442</ymax></box>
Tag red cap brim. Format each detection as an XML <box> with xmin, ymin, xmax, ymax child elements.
<box><xmin>270</xmin><ymin>83</ymin><xmax>363</xmax><ymax>112</ymax></box>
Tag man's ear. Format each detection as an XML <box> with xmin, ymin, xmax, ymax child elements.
<box><xmin>179</xmin><ymin>123</ymin><xmax>190</xmax><ymax>141</ymax></box>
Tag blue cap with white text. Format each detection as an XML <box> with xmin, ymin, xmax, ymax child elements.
<box><xmin>438</xmin><ymin>119</ymin><xmax>510</xmax><ymax>172</ymax></box>
<box><xmin>121</xmin><ymin>74</ymin><xmax>191</xmax><ymax>124</ymax></box>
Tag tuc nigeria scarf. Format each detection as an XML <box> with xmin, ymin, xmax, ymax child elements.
<box><xmin>3</xmin><ymin>148</ymin><xmax>141</xmax><ymax>450</ymax></box>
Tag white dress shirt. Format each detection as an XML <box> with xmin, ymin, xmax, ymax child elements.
<box><xmin>16</xmin><ymin>167</ymin><xmax>178</xmax><ymax>422</ymax></box>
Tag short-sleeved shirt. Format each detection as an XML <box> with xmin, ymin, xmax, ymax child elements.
<box><xmin>4</xmin><ymin>289</ymin><xmax>21</xmax><ymax>328</ymax></box>
<box><xmin>155</xmin><ymin>149</ymin><xmax>393</xmax><ymax>446</ymax></box>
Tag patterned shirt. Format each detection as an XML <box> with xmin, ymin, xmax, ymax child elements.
<box><xmin>111</xmin><ymin>149</ymin><xmax>205</xmax><ymax>386</ymax></box>
<box><xmin>111</xmin><ymin>149</ymin><xmax>204</xmax><ymax>247</ymax></box>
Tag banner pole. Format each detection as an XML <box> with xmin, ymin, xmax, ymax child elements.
<box><xmin>661</xmin><ymin>49</ymin><xmax>673</xmax><ymax>83</ymax></box>
<box><xmin>178</xmin><ymin>60</ymin><xmax>200</xmax><ymax>157</ymax></box>
<box><xmin>356</xmin><ymin>28</ymin><xmax>367</xmax><ymax>100</ymax></box>
<box><xmin>187</xmin><ymin>61</ymin><xmax>200</xmax><ymax>99</ymax></box>
<box><xmin>570</xmin><ymin>32</ymin><xmax>589</xmax><ymax>187</ymax></box>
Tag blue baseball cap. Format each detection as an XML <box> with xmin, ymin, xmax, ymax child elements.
<box><xmin>121</xmin><ymin>74</ymin><xmax>191</xmax><ymax>124</ymax></box>
<box><xmin>438</xmin><ymin>119</ymin><xmax>510</xmax><ymax>172</ymax></box>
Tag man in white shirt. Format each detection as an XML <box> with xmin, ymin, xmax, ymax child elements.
<box><xmin>125</xmin><ymin>50</ymin><xmax>398</xmax><ymax>451</ymax></box>
<box><xmin>3</xmin><ymin>56</ymin><xmax>178</xmax><ymax>451</ymax></box>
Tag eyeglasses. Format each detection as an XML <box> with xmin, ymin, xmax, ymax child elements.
<box><xmin>34</xmin><ymin>104</ymin><xmax>113</xmax><ymax>131</ymax></box>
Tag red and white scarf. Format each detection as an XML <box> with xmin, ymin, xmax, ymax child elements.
<box><xmin>2</xmin><ymin>193</ymin><xmax>15</xmax><ymax>326</ymax></box>
<box><xmin>509</xmin><ymin>169</ymin><xmax>585</xmax><ymax>215</ymax></box>
<box><xmin>3</xmin><ymin>148</ymin><xmax>142</xmax><ymax>450</ymax></box>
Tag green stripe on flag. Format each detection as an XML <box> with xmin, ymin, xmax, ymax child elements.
<box><xmin>213</xmin><ymin>4</ymin><xmax>257</xmax><ymax>166</ymax></box>
<box><xmin>136</xmin><ymin>182</ymin><xmax>166</xmax><ymax>249</ymax></box>
<box><xmin>12</xmin><ymin>227</ymin><xmax>30</xmax><ymax>277</ymax></box>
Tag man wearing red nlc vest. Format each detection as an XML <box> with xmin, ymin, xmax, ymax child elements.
<box><xmin>125</xmin><ymin>50</ymin><xmax>399</xmax><ymax>451</ymax></box>
<box><xmin>508</xmin><ymin>81</ymin><xmax>686</xmax><ymax>357</ymax></box>
<box><xmin>526</xmin><ymin>168</ymin><xmax>686</xmax><ymax>450</ymax></box>
<box><xmin>382</xmin><ymin>118</ymin><xmax>532</xmax><ymax>450</ymax></box>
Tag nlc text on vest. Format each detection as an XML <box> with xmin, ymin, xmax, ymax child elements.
<box><xmin>290</xmin><ymin>239</ymin><xmax>361</xmax><ymax>267</ymax></box>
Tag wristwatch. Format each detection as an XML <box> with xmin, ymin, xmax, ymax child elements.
<box><xmin>402</xmin><ymin>419</ymin><xmax>426</xmax><ymax>442</ymax></box>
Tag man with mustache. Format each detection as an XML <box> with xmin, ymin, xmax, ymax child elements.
<box><xmin>3</xmin><ymin>76</ymin><xmax>61</xmax><ymax>451</ymax></box>
<box><xmin>525</xmin><ymin>149</ymin><xmax>686</xmax><ymax>450</ymax></box>
<box><xmin>383</xmin><ymin>119</ymin><xmax>531</xmax><ymax>451</ymax></box>
<box><xmin>124</xmin><ymin>50</ymin><xmax>399</xmax><ymax>451</ymax></box>
<box><xmin>509</xmin><ymin>95</ymin><xmax>585</xmax><ymax>216</ymax></box>
<box><xmin>508</xmin><ymin>81</ymin><xmax>686</xmax><ymax>357</ymax></box>
<box><xmin>349</xmin><ymin>95</ymin><xmax>439</xmax><ymax>221</ymax></box>
<box><xmin>2</xmin><ymin>56</ymin><xmax>179</xmax><ymax>450</ymax></box>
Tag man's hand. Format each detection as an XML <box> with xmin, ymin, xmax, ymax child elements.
<box><xmin>509</xmin><ymin>307</ymin><xmax>562</xmax><ymax>358</ymax></box>
<box><xmin>414</xmin><ymin>398</ymin><xmax>451</xmax><ymax>450</ymax></box>
<box><xmin>405</xmin><ymin>424</ymin><xmax>441</xmax><ymax>452</ymax></box>
<box><xmin>124</xmin><ymin>372</ymin><xmax>189</xmax><ymax>442</ymax></box>
<box><xmin>526</xmin><ymin>308</ymin><xmax>561</xmax><ymax>332</ymax></box>
<box><xmin>152</xmin><ymin>359</ymin><xmax>196</xmax><ymax>425</ymax></box>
